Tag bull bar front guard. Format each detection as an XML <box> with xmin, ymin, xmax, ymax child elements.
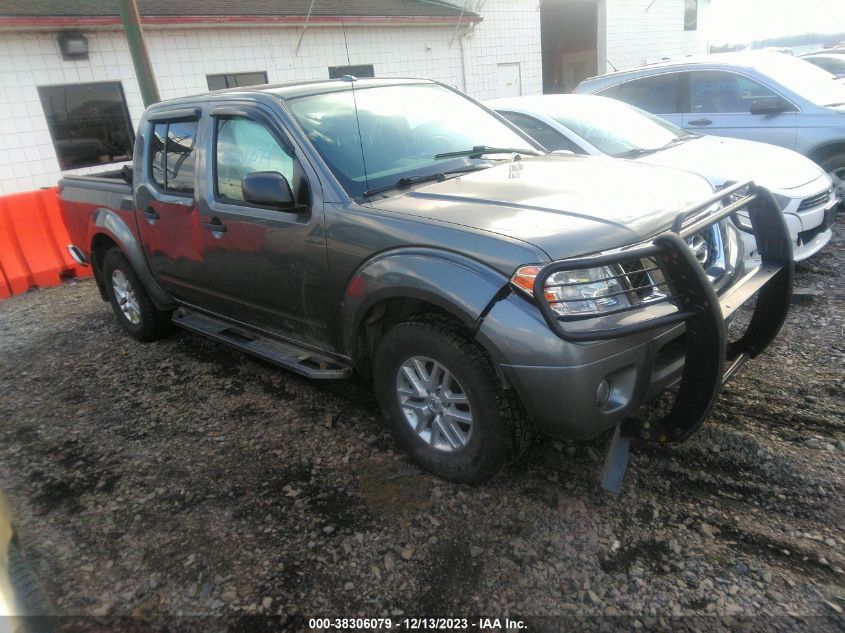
<box><xmin>531</xmin><ymin>182</ymin><xmax>794</xmax><ymax>492</ymax></box>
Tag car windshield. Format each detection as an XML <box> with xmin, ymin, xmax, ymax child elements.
<box><xmin>545</xmin><ymin>96</ymin><xmax>688</xmax><ymax>157</ymax></box>
<box><xmin>285</xmin><ymin>83</ymin><xmax>537</xmax><ymax>198</ymax></box>
<box><xmin>754</xmin><ymin>54</ymin><xmax>845</xmax><ymax>106</ymax></box>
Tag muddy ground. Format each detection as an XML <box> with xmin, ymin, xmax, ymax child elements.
<box><xmin>1</xmin><ymin>225</ymin><xmax>843</xmax><ymax>632</ymax></box>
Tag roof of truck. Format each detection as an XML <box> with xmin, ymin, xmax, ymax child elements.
<box><xmin>144</xmin><ymin>77</ymin><xmax>440</xmax><ymax>112</ymax></box>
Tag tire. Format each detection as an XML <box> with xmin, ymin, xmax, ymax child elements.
<box><xmin>102</xmin><ymin>248</ymin><xmax>172</xmax><ymax>342</ymax></box>
<box><xmin>372</xmin><ymin>314</ymin><xmax>532</xmax><ymax>484</ymax></box>
<box><xmin>819</xmin><ymin>152</ymin><xmax>845</xmax><ymax>208</ymax></box>
<box><xmin>7</xmin><ymin>539</ymin><xmax>55</xmax><ymax>624</ymax></box>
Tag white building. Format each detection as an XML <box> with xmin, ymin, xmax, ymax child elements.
<box><xmin>0</xmin><ymin>0</ymin><xmax>709</xmax><ymax>195</ymax></box>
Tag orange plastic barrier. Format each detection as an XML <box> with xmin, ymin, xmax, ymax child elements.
<box><xmin>0</xmin><ymin>187</ymin><xmax>91</xmax><ymax>300</ymax></box>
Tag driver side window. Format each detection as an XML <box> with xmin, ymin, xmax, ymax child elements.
<box><xmin>215</xmin><ymin>116</ymin><xmax>294</xmax><ymax>202</ymax></box>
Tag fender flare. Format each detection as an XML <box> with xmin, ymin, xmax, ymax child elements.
<box><xmin>87</xmin><ymin>208</ymin><xmax>176</xmax><ymax>310</ymax></box>
<box><xmin>341</xmin><ymin>247</ymin><xmax>511</xmax><ymax>361</ymax></box>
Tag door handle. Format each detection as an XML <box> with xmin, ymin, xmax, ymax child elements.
<box><xmin>203</xmin><ymin>218</ymin><xmax>227</xmax><ymax>233</ymax></box>
<box><xmin>143</xmin><ymin>207</ymin><xmax>159</xmax><ymax>220</ymax></box>
<box><xmin>688</xmin><ymin>118</ymin><xmax>712</xmax><ymax>126</ymax></box>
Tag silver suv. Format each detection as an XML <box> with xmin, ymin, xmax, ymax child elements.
<box><xmin>575</xmin><ymin>52</ymin><xmax>845</xmax><ymax>202</ymax></box>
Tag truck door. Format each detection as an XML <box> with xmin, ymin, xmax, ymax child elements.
<box><xmin>135</xmin><ymin>111</ymin><xmax>206</xmax><ymax>306</ymax></box>
<box><xmin>193</xmin><ymin>104</ymin><xmax>331</xmax><ymax>349</ymax></box>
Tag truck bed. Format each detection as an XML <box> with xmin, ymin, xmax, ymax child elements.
<box><xmin>58</xmin><ymin>172</ymin><xmax>134</xmax><ymax>261</ymax></box>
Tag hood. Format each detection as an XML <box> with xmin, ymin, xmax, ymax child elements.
<box><xmin>636</xmin><ymin>135</ymin><xmax>824</xmax><ymax>191</ymax></box>
<box><xmin>371</xmin><ymin>155</ymin><xmax>714</xmax><ymax>260</ymax></box>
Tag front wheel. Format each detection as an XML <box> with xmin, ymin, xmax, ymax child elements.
<box><xmin>372</xmin><ymin>315</ymin><xmax>531</xmax><ymax>484</ymax></box>
<box><xmin>102</xmin><ymin>248</ymin><xmax>172</xmax><ymax>342</ymax></box>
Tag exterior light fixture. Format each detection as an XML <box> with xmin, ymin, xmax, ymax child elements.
<box><xmin>58</xmin><ymin>31</ymin><xmax>88</xmax><ymax>60</ymax></box>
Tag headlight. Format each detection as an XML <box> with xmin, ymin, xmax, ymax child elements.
<box><xmin>511</xmin><ymin>265</ymin><xmax>630</xmax><ymax>316</ymax></box>
<box><xmin>772</xmin><ymin>193</ymin><xmax>791</xmax><ymax>210</ymax></box>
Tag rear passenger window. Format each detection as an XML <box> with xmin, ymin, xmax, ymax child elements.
<box><xmin>151</xmin><ymin>124</ymin><xmax>166</xmax><ymax>188</ymax></box>
<box><xmin>214</xmin><ymin>117</ymin><xmax>294</xmax><ymax>203</ymax></box>
<box><xmin>601</xmin><ymin>74</ymin><xmax>681</xmax><ymax>114</ymax></box>
<box><xmin>149</xmin><ymin>119</ymin><xmax>198</xmax><ymax>195</ymax></box>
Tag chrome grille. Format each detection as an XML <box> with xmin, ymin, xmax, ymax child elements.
<box><xmin>797</xmin><ymin>188</ymin><xmax>832</xmax><ymax>212</ymax></box>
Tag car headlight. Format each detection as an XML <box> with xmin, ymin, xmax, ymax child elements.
<box><xmin>772</xmin><ymin>193</ymin><xmax>791</xmax><ymax>210</ymax></box>
<box><xmin>511</xmin><ymin>265</ymin><xmax>631</xmax><ymax>316</ymax></box>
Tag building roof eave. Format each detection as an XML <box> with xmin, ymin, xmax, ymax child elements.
<box><xmin>0</xmin><ymin>14</ymin><xmax>483</xmax><ymax>31</ymax></box>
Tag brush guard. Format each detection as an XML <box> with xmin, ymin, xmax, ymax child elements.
<box><xmin>531</xmin><ymin>182</ymin><xmax>794</xmax><ymax>492</ymax></box>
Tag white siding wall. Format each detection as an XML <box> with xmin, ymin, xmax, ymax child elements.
<box><xmin>605</xmin><ymin>0</ymin><xmax>709</xmax><ymax>71</ymax></box>
<box><xmin>0</xmin><ymin>1</ymin><xmax>543</xmax><ymax>194</ymax></box>
<box><xmin>460</xmin><ymin>0</ymin><xmax>543</xmax><ymax>99</ymax></box>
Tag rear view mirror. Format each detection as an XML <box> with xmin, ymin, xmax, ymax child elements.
<box><xmin>242</xmin><ymin>171</ymin><xmax>296</xmax><ymax>209</ymax></box>
<box><xmin>750</xmin><ymin>96</ymin><xmax>787</xmax><ymax>115</ymax></box>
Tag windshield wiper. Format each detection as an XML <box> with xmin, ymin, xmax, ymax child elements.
<box><xmin>615</xmin><ymin>135</ymin><xmax>696</xmax><ymax>158</ymax></box>
<box><xmin>362</xmin><ymin>165</ymin><xmax>487</xmax><ymax>198</ymax></box>
<box><xmin>614</xmin><ymin>147</ymin><xmax>660</xmax><ymax>158</ymax></box>
<box><xmin>433</xmin><ymin>145</ymin><xmax>542</xmax><ymax>160</ymax></box>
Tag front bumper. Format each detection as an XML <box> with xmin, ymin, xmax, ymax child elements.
<box><xmin>480</xmin><ymin>182</ymin><xmax>793</xmax><ymax>442</ymax></box>
<box><xmin>741</xmin><ymin>180</ymin><xmax>837</xmax><ymax>263</ymax></box>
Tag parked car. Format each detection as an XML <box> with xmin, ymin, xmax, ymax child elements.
<box><xmin>798</xmin><ymin>51</ymin><xmax>845</xmax><ymax>80</ymax></box>
<box><xmin>59</xmin><ymin>78</ymin><xmax>793</xmax><ymax>490</ymax></box>
<box><xmin>574</xmin><ymin>52</ymin><xmax>845</xmax><ymax>203</ymax></box>
<box><xmin>486</xmin><ymin>94</ymin><xmax>837</xmax><ymax>263</ymax></box>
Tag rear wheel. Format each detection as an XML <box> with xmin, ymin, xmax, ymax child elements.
<box><xmin>372</xmin><ymin>315</ymin><xmax>531</xmax><ymax>484</ymax></box>
<box><xmin>102</xmin><ymin>248</ymin><xmax>172</xmax><ymax>342</ymax></box>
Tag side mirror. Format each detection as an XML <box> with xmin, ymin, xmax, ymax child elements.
<box><xmin>242</xmin><ymin>171</ymin><xmax>297</xmax><ymax>210</ymax></box>
<box><xmin>750</xmin><ymin>96</ymin><xmax>786</xmax><ymax>115</ymax></box>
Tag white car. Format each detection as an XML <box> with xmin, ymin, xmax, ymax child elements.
<box><xmin>487</xmin><ymin>94</ymin><xmax>836</xmax><ymax>262</ymax></box>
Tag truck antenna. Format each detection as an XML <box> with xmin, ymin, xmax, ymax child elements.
<box><xmin>341</xmin><ymin>14</ymin><xmax>371</xmax><ymax>197</ymax></box>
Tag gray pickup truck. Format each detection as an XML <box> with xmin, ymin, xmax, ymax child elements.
<box><xmin>59</xmin><ymin>78</ymin><xmax>793</xmax><ymax>490</ymax></box>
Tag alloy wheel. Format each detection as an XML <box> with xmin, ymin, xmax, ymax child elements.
<box><xmin>395</xmin><ymin>356</ymin><xmax>474</xmax><ymax>452</ymax></box>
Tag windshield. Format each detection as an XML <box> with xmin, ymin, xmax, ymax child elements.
<box><xmin>285</xmin><ymin>83</ymin><xmax>536</xmax><ymax>198</ymax></box>
<box><xmin>547</xmin><ymin>96</ymin><xmax>688</xmax><ymax>157</ymax></box>
<box><xmin>754</xmin><ymin>54</ymin><xmax>845</xmax><ymax>106</ymax></box>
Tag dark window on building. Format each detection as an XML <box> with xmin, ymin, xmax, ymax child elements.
<box><xmin>37</xmin><ymin>82</ymin><xmax>134</xmax><ymax>170</ymax></box>
<box><xmin>684</xmin><ymin>0</ymin><xmax>698</xmax><ymax>31</ymax></box>
<box><xmin>328</xmin><ymin>64</ymin><xmax>375</xmax><ymax>79</ymax></box>
<box><xmin>499</xmin><ymin>111</ymin><xmax>583</xmax><ymax>153</ymax></box>
<box><xmin>207</xmin><ymin>71</ymin><xmax>268</xmax><ymax>91</ymax></box>
<box><xmin>600</xmin><ymin>73</ymin><xmax>682</xmax><ymax>114</ymax></box>
<box><xmin>149</xmin><ymin>119</ymin><xmax>198</xmax><ymax>195</ymax></box>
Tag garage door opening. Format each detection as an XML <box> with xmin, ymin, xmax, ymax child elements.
<box><xmin>541</xmin><ymin>0</ymin><xmax>599</xmax><ymax>94</ymax></box>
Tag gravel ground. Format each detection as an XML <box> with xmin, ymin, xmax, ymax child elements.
<box><xmin>1</xmin><ymin>225</ymin><xmax>844</xmax><ymax>632</ymax></box>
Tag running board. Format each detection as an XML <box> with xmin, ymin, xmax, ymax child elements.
<box><xmin>172</xmin><ymin>309</ymin><xmax>352</xmax><ymax>380</ymax></box>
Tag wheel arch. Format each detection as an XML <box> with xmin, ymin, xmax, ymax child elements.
<box><xmin>808</xmin><ymin>140</ymin><xmax>845</xmax><ymax>165</ymax></box>
<box><xmin>86</xmin><ymin>208</ymin><xmax>176</xmax><ymax>310</ymax></box>
<box><xmin>341</xmin><ymin>248</ymin><xmax>511</xmax><ymax>377</ymax></box>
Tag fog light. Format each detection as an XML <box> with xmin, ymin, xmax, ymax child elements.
<box><xmin>595</xmin><ymin>379</ymin><xmax>611</xmax><ymax>407</ymax></box>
